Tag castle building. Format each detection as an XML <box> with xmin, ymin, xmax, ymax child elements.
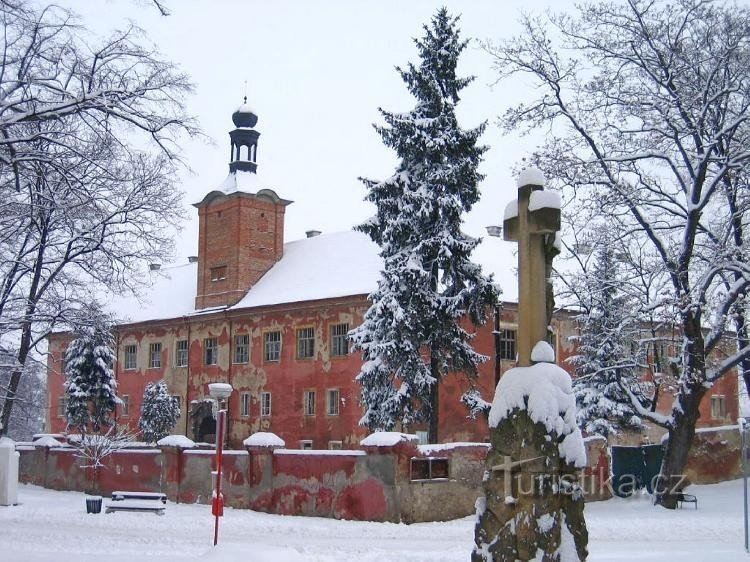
<box><xmin>45</xmin><ymin>102</ymin><xmax>740</xmax><ymax>448</ymax></box>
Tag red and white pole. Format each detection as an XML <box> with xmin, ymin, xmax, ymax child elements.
<box><xmin>212</xmin><ymin>408</ymin><xmax>226</xmax><ymax>546</ymax></box>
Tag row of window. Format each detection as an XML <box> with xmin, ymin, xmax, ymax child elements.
<box><xmin>121</xmin><ymin>323</ymin><xmax>350</xmax><ymax>370</ymax></box>
<box><xmin>57</xmin><ymin>394</ymin><xmax>181</xmax><ymax>418</ymax></box>
<box><xmin>238</xmin><ymin>389</ymin><xmax>340</xmax><ymax>417</ymax></box>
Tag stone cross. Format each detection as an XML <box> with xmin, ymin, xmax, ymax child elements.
<box><xmin>503</xmin><ymin>169</ymin><xmax>560</xmax><ymax>366</ymax></box>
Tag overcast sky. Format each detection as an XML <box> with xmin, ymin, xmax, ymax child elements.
<box><xmin>59</xmin><ymin>0</ymin><xmax>573</xmax><ymax>289</ymax></box>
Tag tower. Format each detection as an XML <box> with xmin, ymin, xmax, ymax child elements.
<box><xmin>194</xmin><ymin>101</ymin><xmax>292</xmax><ymax>310</ymax></box>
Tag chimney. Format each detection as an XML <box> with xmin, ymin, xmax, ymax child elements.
<box><xmin>149</xmin><ymin>263</ymin><xmax>161</xmax><ymax>271</ymax></box>
<box><xmin>306</xmin><ymin>230</ymin><xmax>322</xmax><ymax>238</ymax></box>
<box><xmin>188</xmin><ymin>256</ymin><xmax>198</xmax><ymax>263</ymax></box>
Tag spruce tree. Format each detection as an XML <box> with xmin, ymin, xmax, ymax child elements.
<box><xmin>351</xmin><ymin>8</ymin><xmax>498</xmax><ymax>442</ymax></box>
<box><xmin>569</xmin><ymin>242</ymin><xmax>644</xmax><ymax>437</ymax></box>
<box><xmin>64</xmin><ymin>321</ymin><xmax>118</xmax><ymax>433</ymax></box>
<box><xmin>138</xmin><ymin>380</ymin><xmax>180</xmax><ymax>443</ymax></box>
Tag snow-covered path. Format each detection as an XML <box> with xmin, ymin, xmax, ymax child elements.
<box><xmin>0</xmin><ymin>480</ymin><xmax>746</xmax><ymax>561</ymax></box>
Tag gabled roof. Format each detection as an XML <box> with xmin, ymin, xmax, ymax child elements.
<box><xmin>104</xmin><ymin>230</ymin><xmax>519</xmax><ymax>326</ymax></box>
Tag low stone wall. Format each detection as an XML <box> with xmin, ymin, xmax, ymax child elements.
<box><xmin>16</xmin><ymin>432</ymin><xmax>613</xmax><ymax>522</ymax></box>
<box><xmin>684</xmin><ymin>425</ymin><xmax>742</xmax><ymax>484</ymax></box>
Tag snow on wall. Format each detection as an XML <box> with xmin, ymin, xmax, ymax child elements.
<box><xmin>243</xmin><ymin>432</ymin><xmax>285</xmax><ymax>447</ymax></box>
<box><xmin>517</xmin><ymin>167</ymin><xmax>546</xmax><ymax>187</ymax></box>
<box><xmin>360</xmin><ymin>432</ymin><xmax>419</xmax><ymax>447</ymax></box>
<box><xmin>157</xmin><ymin>435</ymin><xmax>195</xmax><ymax>448</ymax></box>
<box><xmin>503</xmin><ymin>199</ymin><xmax>518</xmax><ymax>221</ymax></box>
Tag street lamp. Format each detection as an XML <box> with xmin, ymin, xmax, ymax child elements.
<box><xmin>486</xmin><ymin>225</ymin><xmax>502</xmax><ymax>237</ymax></box>
<box><xmin>208</xmin><ymin>382</ymin><xmax>233</xmax><ymax>546</ymax></box>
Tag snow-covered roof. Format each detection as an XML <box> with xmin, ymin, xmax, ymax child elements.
<box><xmin>104</xmin><ymin>230</ymin><xmax>521</xmax><ymax>326</ymax></box>
<box><xmin>219</xmin><ymin>170</ymin><xmax>264</xmax><ymax>193</ymax></box>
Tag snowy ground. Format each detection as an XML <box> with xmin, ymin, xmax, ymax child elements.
<box><xmin>0</xmin><ymin>480</ymin><xmax>747</xmax><ymax>561</ymax></box>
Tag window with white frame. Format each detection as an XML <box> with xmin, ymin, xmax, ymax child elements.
<box><xmin>261</xmin><ymin>392</ymin><xmax>272</xmax><ymax>417</ymax></box>
<box><xmin>175</xmin><ymin>339</ymin><xmax>188</xmax><ymax>367</ymax></box>
<box><xmin>498</xmin><ymin>329</ymin><xmax>516</xmax><ymax>361</ymax></box>
<box><xmin>300</xmin><ymin>440</ymin><xmax>313</xmax><ymax>450</ymax></box>
<box><xmin>264</xmin><ymin>331</ymin><xmax>281</xmax><ymax>362</ymax></box>
<box><xmin>711</xmin><ymin>395</ymin><xmax>727</xmax><ymax>419</ymax></box>
<box><xmin>328</xmin><ymin>441</ymin><xmax>343</xmax><ymax>450</ymax></box>
<box><xmin>303</xmin><ymin>390</ymin><xmax>316</xmax><ymax>416</ymax></box>
<box><xmin>326</xmin><ymin>389</ymin><xmax>340</xmax><ymax>416</ymax></box>
<box><xmin>148</xmin><ymin>342</ymin><xmax>162</xmax><ymax>369</ymax></box>
<box><xmin>121</xmin><ymin>395</ymin><xmax>130</xmax><ymax>417</ymax></box>
<box><xmin>296</xmin><ymin>327</ymin><xmax>315</xmax><ymax>359</ymax></box>
<box><xmin>57</xmin><ymin>396</ymin><xmax>67</xmax><ymax>417</ymax></box>
<box><xmin>240</xmin><ymin>392</ymin><xmax>251</xmax><ymax>417</ymax></box>
<box><xmin>331</xmin><ymin>323</ymin><xmax>349</xmax><ymax>356</ymax></box>
<box><xmin>234</xmin><ymin>334</ymin><xmax>249</xmax><ymax>364</ymax></box>
<box><xmin>204</xmin><ymin>337</ymin><xmax>218</xmax><ymax>365</ymax></box>
<box><xmin>124</xmin><ymin>344</ymin><xmax>137</xmax><ymax>370</ymax></box>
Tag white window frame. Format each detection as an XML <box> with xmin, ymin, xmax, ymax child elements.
<box><xmin>296</xmin><ymin>327</ymin><xmax>315</xmax><ymax>359</ymax></box>
<box><xmin>264</xmin><ymin>331</ymin><xmax>281</xmax><ymax>362</ymax></box>
<box><xmin>175</xmin><ymin>339</ymin><xmax>188</xmax><ymax>367</ymax></box>
<box><xmin>148</xmin><ymin>342</ymin><xmax>162</xmax><ymax>369</ymax></box>
<box><xmin>240</xmin><ymin>392</ymin><xmax>251</xmax><ymax>418</ymax></box>
<box><xmin>234</xmin><ymin>334</ymin><xmax>250</xmax><ymax>364</ymax></box>
<box><xmin>328</xmin><ymin>440</ymin><xmax>343</xmax><ymax>450</ymax></box>
<box><xmin>57</xmin><ymin>396</ymin><xmax>67</xmax><ymax>418</ymax></box>
<box><xmin>711</xmin><ymin>395</ymin><xmax>727</xmax><ymax>419</ymax></box>
<box><xmin>498</xmin><ymin>329</ymin><xmax>517</xmax><ymax>361</ymax></box>
<box><xmin>300</xmin><ymin>440</ymin><xmax>313</xmax><ymax>450</ymax></box>
<box><xmin>331</xmin><ymin>323</ymin><xmax>349</xmax><ymax>357</ymax></box>
<box><xmin>261</xmin><ymin>392</ymin><xmax>272</xmax><ymax>417</ymax></box>
<box><xmin>303</xmin><ymin>390</ymin><xmax>316</xmax><ymax>416</ymax></box>
<box><xmin>121</xmin><ymin>395</ymin><xmax>130</xmax><ymax>417</ymax></box>
<box><xmin>123</xmin><ymin>344</ymin><xmax>137</xmax><ymax>370</ymax></box>
<box><xmin>326</xmin><ymin>388</ymin><xmax>340</xmax><ymax>416</ymax></box>
<box><xmin>204</xmin><ymin>337</ymin><xmax>218</xmax><ymax>365</ymax></box>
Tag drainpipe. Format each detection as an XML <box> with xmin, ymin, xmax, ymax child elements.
<box><xmin>185</xmin><ymin>317</ymin><xmax>191</xmax><ymax>437</ymax></box>
<box><xmin>494</xmin><ymin>304</ymin><xmax>502</xmax><ymax>386</ymax></box>
<box><xmin>228</xmin><ymin>316</ymin><xmax>233</xmax><ymax>448</ymax></box>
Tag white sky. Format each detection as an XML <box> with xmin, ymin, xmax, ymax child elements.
<box><xmin>60</xmin><ymin>0</ymin><xmax>572</xmax><ymax>264</ymax></box>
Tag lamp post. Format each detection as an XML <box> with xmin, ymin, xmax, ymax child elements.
<box><xmin>208</xmin><ymin>382</ymin><xmax>233</xmax><ymax>547</ymax></box>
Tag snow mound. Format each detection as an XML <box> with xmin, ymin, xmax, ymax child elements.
<box><xmin>207</xmin><ymin>383</ymin><xmax>233</xmax><ymax>398</ymax></box>
<box><xmin>33</xmin><ymin>436</ymin><xmax>63</xmax><ymax>448</ymax></box>
<box><xmin>529</xmin><ymin>190</ymin><xmax>561</xmax><ymax>212</ymax></box>
<box><xmin>531</xmin><ymin>341</ymin><xmax>555</xmax><ymax>363</ymax></box>
<box><xmin>0</xmin><ymin>436</ymin><xmax>14</xmax><ymax>449</ymax></box>
<box><xmin>489</xmin><ymin>362</ymin><xmax>586</xmax><ymax>467</ymax></box>
<box><xmin>243</xmin><ymin>432</ymin><xmax>285</xmax><ymax>447</ymax></box>
<box><xmin>517</xmin><ymin>167</ymin><xmax>546</xmax><ymax>187</ymax></box>
<box><xmin>157</xmin><ymin>435</ymin><xmax>195</xmax><ymax>448</ymax></box>
<box><xmin>503</xmin><ymin>199</ymin><xmax>518</xmax><ymax>221</ymax></box>
<box><xmin>360</xmin><ymin>432</ymin><xmax>418</xmax><ymax>447</ymax></box>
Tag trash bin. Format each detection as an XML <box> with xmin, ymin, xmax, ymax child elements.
<box><xmin>85</xmin><ymin>496</ymin><xmax>103</xmax><ymax>514</ymax></box>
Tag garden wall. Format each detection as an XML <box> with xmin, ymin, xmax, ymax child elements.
<box><xmin>17</xmin><ymin>432</ymin><xmax>616</xmax><ymax>523</ymax></box>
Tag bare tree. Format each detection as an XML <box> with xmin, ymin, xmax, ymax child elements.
<box><xmin>0</xmin><ymin>1</ymin><xmax>199</xmax><ymax>435</ymax></box>
<box><xmin>485</xmin><ymin>0</ymin><xmax>750</xmax><ymax>508</ymax></box>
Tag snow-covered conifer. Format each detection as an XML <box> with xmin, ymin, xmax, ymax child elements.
<box><xmin>568</xmin><ymin>241</ymin><xmax>644</xmax><ymax>437</ymax></box>
<box><xmin>351</xmin><ymin>8</ymin><xmax>498</xmax><ymax>441</ymax></box>
<box><xmin>138</xmin><ymin>380</ymin><xmax>180</xmax><ymax>443</ymax></box>
<box><xmin>64</xmin><ymin>319</ymin><xmax>118</xmax><ymax>432</ymax></box>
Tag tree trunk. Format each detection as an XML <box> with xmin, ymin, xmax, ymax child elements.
<box><xmin>656</xmin><ymin>311</ymin><xmax>706</xmax><ymax>509</ymax></box>
<box><xmin>428</xmin><ymin>352</ymin><xmax>440</xmax><ymax>444</ymax></box>
<box><xmin>0</xmin><ymin>320</ymin><xmax>33</xmax><ymax>436</ymax></box>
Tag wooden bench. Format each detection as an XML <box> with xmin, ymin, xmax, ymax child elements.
<box><xmin>105</xmin><ymin>491</ymin><xmax>167</xmax><ymax>515</ymax></box>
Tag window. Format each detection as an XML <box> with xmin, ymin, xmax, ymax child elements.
<box><xmin>410</xmin><ymin>458</ymin><xmax>449</xmax><ymax>481</ymax></box>
<box><xmin>296</xmin><ymin>327</ymin><xmax>315</xmax><ymax>359</ymax></box>
<box><xmin>300</xmin><ymin>440</ymin><xmax>313</xmax><ymax>450</ymax></box>
<box><xmin>210</xmin><ymin>265</ymin><xmax>227</xmax><ymax>281</ymax></box>
<box><xmin>711</xmin><ymin>395</ymin><xmax>727</xmax><ymax>419</ymax></box>
<box><xmin>204</xmin><ymin>337</ymin><xmax>218</xmax><ymax>365</ymax></box>
<box><xmin>240</xmin><ymin>392</ymin><xmax>251</xmax><ymax>417</ymax></box>
<box><xmin>416</xmin><ymin>430</ymin><xmax>429</xmax><ymax>445</ymax></box>
<box><xmin>124</xmin><ymin>344</ymin><xmax>137</xmax><ymax>370</ymax></box>
<box><xmin>234</xmin><ymin>334</ymin><xmax>249</xmax><ymax>364</ymax></box>
<box><xmin>261</xmin><ymin>392</ymin><xmax>272</xmax><ymax>417</ymax></box>
<box><xmin>121</xmin><ymin>395</ymin><xmax>130</xmax><ymax>417</ymax></box>
<box><xmin>57</xmin><ymin>396</ymin><xmax>67</xmax><ymax>418</ymax></box>
<box><xmin>175</xmin><ymin>340</ymin><xmax>188</xmax><ymax>367</ymax></box>
<box><xmin>331</xmin><ymin>323</ymin><xmax>349</xmax><ymax>356</ymax></box>
<box><xmin>498</xmin><ymin>329</ymin><xmax>516</xmax><ymax>361</ymax></box>
<box><xmin>328</xmin><ymin>441</ymin><xmax>343</xmax><ymax>450</ymax></box>
<box><xmin>148</xmin><ymin>342</ymin><xmax>162</xmax><ymax>369</ymax></box>
<box><xmin>304</xmin><ymin>390</ymin><xmax>316</xmax><ymax>416</ymax></box>
<box><xmin>264</xmin><ymin>331</ymin><xmax>281</xmax><ymax>362</ymax></box>
<box><xmin>326</xmin><ymin>389</ymin><xmax>340</xmax><ymax>416</ymax></box>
